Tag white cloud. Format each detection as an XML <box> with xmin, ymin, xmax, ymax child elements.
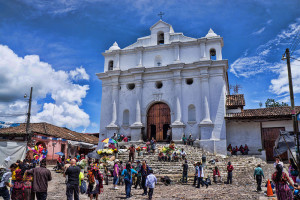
<box><xmin>230</xmin><ymin>18</ymin><xmax>300</xmax><ymax>78</ymax></box>
<box><xmin>69</xmin><ymin>66</ymin><xmax>89</xmax><ymax>81</ymax></box>
<box><xmin>252</xmin><ymin>27</ymin><xmax>265</xmax><ymax>35</ymax></box>
<box><xmin>0</xmin><ymin>44</ymin><xmax>90</xmax><ymax>129</ymax></box>
<box><xmin>269</xmin><ymin>57</ymin><xmax>300</xmax><ymax>97</ymax></box>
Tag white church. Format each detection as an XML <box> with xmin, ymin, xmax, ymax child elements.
<box><xmin>97</xmin><ymin>20</ymin><xmax>300</xmax><ymax>158</ymax></box>
<box><xmin>97</xmin><ymin>20</ymin><xmax>228</xmax><ymax>154</ymax></box>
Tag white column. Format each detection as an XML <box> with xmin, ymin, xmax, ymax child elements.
<box><xmin>200</xmin><ymin>71</ymin><xmax>212</xmax><ymax>124</ymax></box>
<box><xmin>115</xmin><ymin>52</ymin><xmax>120</xmax><ymax>69</ymax></box>
<box><xmin>133</xmin><ymin>100</ymin><xmax>142</xmax><ymax>126</ymax></box>
<box><xmin>109</xmin><ymin>100</ymin><xmax>117</xmax><ymax>126</ymax></box>
<box><xmin>137</xmin><ymin>47</ymin><xmax>143</xmax><ymax>67</ymax></box>
<box><xmin>200</xmin><ymin>42</ymin><xmax>206</xmax><ymax>60</ymax></box>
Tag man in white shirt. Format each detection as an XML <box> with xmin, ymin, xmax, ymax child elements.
<box><xmin>146</xmin><ymin>170</ymin><xmax>157</xmax><ymax>200</ymax></box>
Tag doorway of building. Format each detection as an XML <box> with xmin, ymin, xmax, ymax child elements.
<box><xmin>262</xmin><ymin>127</ymin><xmax>288</xmax><ymax>161</ymax></box>
<box><xmin>147</xmin><ymin>102</ymin><xmax>171</xmax><ymax>141</ymax></box>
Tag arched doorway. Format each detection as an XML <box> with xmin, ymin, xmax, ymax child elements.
<box><xmin>147</xmin><ymin>102</ymin><xmax>171</xmax><ymax>141</ymax></box>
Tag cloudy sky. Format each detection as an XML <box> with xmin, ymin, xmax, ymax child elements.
<box><xmin>0</xmin><ymin>0</ymin><xmax>300</xmax><ymax>133</ymax></box>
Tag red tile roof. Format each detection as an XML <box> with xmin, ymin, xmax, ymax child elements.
<box><xmin>226</xmin><ymin>94</ymin><xmax>245</xmax><ymax>108</ymax></box>
<box><xmin>0</xmin><ymin>123</ymin><xmax>99</xmax><ymax>144</ymax></box>
<box><xmin>226</xmin><ymin>106</ymin><xmax>300</xmax><ymax>120</ymax></box>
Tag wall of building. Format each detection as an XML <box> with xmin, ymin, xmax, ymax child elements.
<box><xmin>226</xmin><ymin>121</ymin><xmax>262</xmax><ymax>154</ymax></box>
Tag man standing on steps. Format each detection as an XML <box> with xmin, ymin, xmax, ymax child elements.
<box><xmin>254</xmin><ymin>164</ymin><xmax>264</xmax><ymax>191</ymax></box>
<box><xmin>182</xmin><ymin>160</ymin><xmax>188</xmax><ymax>184</ymax></box>
<box><xmin>64</xmin><ymin>159</ymin><xmax>81</xmax><ymax>200</ymax></box>
<box><xmin>167</xmin><ymin>127</ymin><xmax>172</xmax><ymax>143</ymax></box>
<box><xmin>129</xmin><ymin>144</ymin><xmax>136</xmax><ymax>163</ymax></box>
<box><xmin>226</xmin><ymin>162</ymin><xmax>234</xmax><ymax>184</ymax></box>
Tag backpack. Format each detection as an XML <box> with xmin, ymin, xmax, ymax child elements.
<box><xmin>80</xmin><ymin>180</ymin><xmax>87</xmax><ymax>194</ymax></box>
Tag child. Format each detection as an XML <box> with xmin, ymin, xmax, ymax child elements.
<box><xmin>146</xmin><ymin>169</ymin><xmax>157</xmax><ymax>200</ymax></box>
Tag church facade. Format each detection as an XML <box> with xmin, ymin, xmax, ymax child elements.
<box><xmin>97</xmin><ymin>20</ymin><xmax>229</xmax><ymax>154</ymax></box>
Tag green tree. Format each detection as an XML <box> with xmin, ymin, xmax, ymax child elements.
<box><xmin>265</xmin><ymin>98</ymin><xmax>289</xmax><ymax>108</ymax></box>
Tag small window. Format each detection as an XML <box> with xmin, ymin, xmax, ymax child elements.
<box><xmin>186</xmin><ymin>78</ymin><xmax>193</xmax><ymax>85</ymax></box>
<box><xmin>123</xmin><ymin>110</ymin><xmax>129</xmax><ymax>125</ymax></box>
<box><xmin>155</xmin><ymin>81</ymin><xmax>163</xmax><ymax>89</ymax></box>
<box><xmin>188</xmin><ymin>104</ymin><xmax>196</xmax><ymax>121</ymax></box>
<box><xmin>155</xmin><ymin>55</ymin><xmax>162</xmax><ymax>67</ymax></box>
<box><xmin>210</xmin><ymin>49</ymin><xmax>216</xmax><ymax>60</ymax></box>
<box><xmin>108</xmin><ymin>60</ymin><xmax>114</xmax><ymax>70</ymax></box>
<box><xmin>127</xmin><ymin>83</ymin><xmax>135</xmax><ymax>90</ymax></box>
<box><xmin>157</xmin><ymin>32</ymin><xmax>164</xmax><ymax>45</ymax></box>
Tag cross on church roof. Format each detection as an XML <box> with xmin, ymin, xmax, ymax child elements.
<box><xmin>158</xmin><ymin>12</ymin><xmax>165</xmax><ymax>20</ymax></box>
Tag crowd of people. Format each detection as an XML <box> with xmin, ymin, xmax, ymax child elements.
<box><xmin>0</xmin><ymin>159</ymin><xmax>52</xmax><ymax>200</ymax></box>
<box><xmin>2</xmin><ymin>139</ymin><xmax>300</xmax><ymax>200</ymax></box>
<box><xmin>227</xmin><ymin>144</ymin><xmax>249</xmax><ymax>155</ymax></box>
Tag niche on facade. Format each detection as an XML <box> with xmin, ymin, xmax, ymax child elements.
<box><xmin>155</xmin><ymin>55</ymin><xmax>162</xmax><ymax>67</ymax></box>
<box><xmin>186</xmin><ymin>78</ymin><xmax>193</xmax><ymax>85</ymax></box>
<box><xmin>210</xmin><ymin>49</ymin><xmax>216</xmax><ymax>60</ymax></box>
<box><xmin>123</xmin><ymin>109</ymin><xmax>129</xmax><ymax>125</ymax></box>
<box><xmin>157</xmin><ymin>31</ymin><xmax>164</xmax><ymax>45</ymax></box>
<box><xmin>127</xmin><ymin>83</ymin><xmax>135</xmax><ymax>90</ymax></box>
<box><xmin>188</xmin><ymin>104</ymin><xmax>196</xmax><ymax>122</ymax></box>
<box><xmin>108</xmin><ymin>60</ymin><xmax>114</xmax><ymax>70</ymax></box>
<box><xmin>155</xmin><ymin>81</ymin><xmax>163</xmax><ymax>89</ymax></box>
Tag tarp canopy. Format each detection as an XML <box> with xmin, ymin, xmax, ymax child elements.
<box><xmin>0</xmin><ymin>141</ymin><xmax>27</xmax><ymax>168</ymax></box>
<box><xmin>68</xmin><ymin>140</ymin><xmax>96</xmax><ymax>149</ymax></box>
<box><xmin>273</xmin><ymin>130</ymin><xmax>296</xmax><ymax>157</ymax></box>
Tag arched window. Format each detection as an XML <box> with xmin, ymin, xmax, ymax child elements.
<box><xmin>210</xmin><ymin>49</ymin><xmax>216</xmax><ymax>60</ymax></box>
<box><xmin>123</xmin><ymin>110</ymin><xmax>129</xmax><ymax>125</ymax></box>
<box><xmin>188</xmin><ymin>104</ymin><xmax>196</xmax><ymax>121</ymax></box>
<box><xmin>155</xmin><ymin>55</ymin><xmax>162</xmax><ymax>67</ymax></box>
<box><xmin>157</xmin><ymin>31</ymin><xmax>164</xmax><ymax>45</ymax></box>
<box><xmin>108</xmin><ymin>60</ymin><xmax>114</xmax><ymax>71</ymax></box>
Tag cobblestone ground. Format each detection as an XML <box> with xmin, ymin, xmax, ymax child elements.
<box><xmin>47</xmin><ymin>163</ymin><xmax>275</xmax><ymax>200</ymax></box>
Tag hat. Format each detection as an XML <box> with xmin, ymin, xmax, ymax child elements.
<box><xmin>136</xmin><ymin>160</ymin><xmax>140</xmax><ymax>163</ymax></box>
<box><xmin>0</xmin><ymin>165</ymin><xmax>5</xmax><ymax>169</ymax></box>
<box><xmin>115</xmin><ymin>159</ymin><xmax>119</xmax><ymax>163</ymax></box>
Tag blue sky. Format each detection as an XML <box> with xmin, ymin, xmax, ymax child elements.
<box><xmin>0</xmin><ymin>0</ymin><xmax>300</xmax><ymax>133</ymax></box>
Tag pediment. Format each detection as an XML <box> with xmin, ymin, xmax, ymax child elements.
<box><xmin>150</xmin><ymin>20</ymin><xmax>171</xmax><ymax>30</ymax></box>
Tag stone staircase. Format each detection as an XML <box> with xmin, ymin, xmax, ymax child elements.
<box><xmin>117</xmin><ymin>143</ymin><xmax>269</xmax><ymax>183</ymax></box>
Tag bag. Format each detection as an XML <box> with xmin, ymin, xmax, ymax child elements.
<box><xmin>80</xmin><ymin>180</ymin><xmax>87</xmax><ymax>194</ymax></box>
<box><xmin>206</xmin><ymin>177</ymin><xmax>212</xmax><ymax>185</ymax></box>
<box><xmin>292</xmin><ymin>170</ymin><xmax>299</xmax><ymax>177</ymax></box>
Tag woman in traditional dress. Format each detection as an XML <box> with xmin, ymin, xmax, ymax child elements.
<box><xmin>87</xmin><ymin>166</ymin><xmax>104</xmax><ymax>200</ymax></box>
<box><xmin>272</xmin><ymin>164</ymin><xmax>294</xmax><ymax>200</ymax></box>
<box><xmin>288</xmin><ymin>158</ymin><xmax>298</xmax><ymax>183</ymax></box>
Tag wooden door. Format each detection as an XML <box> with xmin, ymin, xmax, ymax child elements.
<box><xmin>147</xmin><ymin>103</ymin><xmax>171</xmax><ymax>141</ymax></box>
<box><xmin>262</xmin><ymin>127</ymin><xmax>288</xmax><ymax>161</ymax></box>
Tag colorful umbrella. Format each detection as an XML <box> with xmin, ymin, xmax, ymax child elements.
<box><xmin>101</xmin><ymin>138</ymin><xmax>117</xmax><ymax>144</ymax></box>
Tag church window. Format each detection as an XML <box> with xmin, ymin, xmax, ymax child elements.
<box><xmin>210</xmin><ymin>49</ymin><xmax>216</xmax><ymax>60</ymax></box>
<box><xmin>188</xmin><ymin>104</ymin><xmax>196</xmax><ymax>121</ymax></box>
<box><xmin>123</xmin><ymin>110</ymin><xmax>129</xmax><ymax>125</ymax></box>
<box><xmin>186</xmin><ymin>78</ymin><xmax>193</xmax><ymax>85</ymax></box>
<box><xmin>127</xmin><ymin>83</ymin><xmax>135</xmax><ymax>90</ymax></box>
<box><xmin>157</xmin><ymin>31</ymin><xmax>164</xmax><ymax>45</ymax></box>
<box><xmin>155</xmin><ymin>81</ymin><xmax>163</xmax><ymax>89</ymax></box>
<box><xmin>155</xmin><ymin>55</ymin><xmax>162</xmax><ymax>67</ymax></box>
<box><xmin>108</xmin><ymin>60</ymin><xmax>114</xmax><ymax>70</ymax></box>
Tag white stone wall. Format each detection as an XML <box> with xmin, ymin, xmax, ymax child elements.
<box><xmin>226</xmin><ymin>121</ymin><xmax>262</xmax><ymax>154</ymax></box>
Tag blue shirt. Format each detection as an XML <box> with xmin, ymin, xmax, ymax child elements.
<box><xmin>121</xmin><ymin>169</ymin><xmax>137</xmax><ymax>181</ymax></box>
